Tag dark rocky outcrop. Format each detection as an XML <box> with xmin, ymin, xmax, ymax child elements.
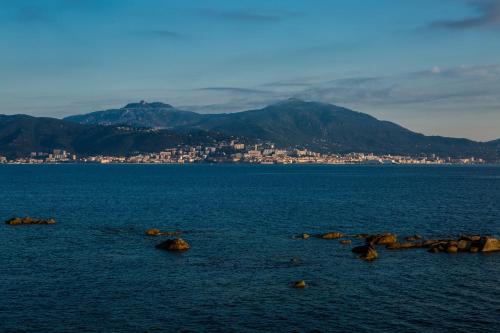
<box><xmin>5</xmin><ymin>217</ymin><xmax>56</xmax><ymax>225</ymax></box>
<box><xmin>352</xmin><ymin>244</ymin><xmax>378</xmax><ymax>260</ymax></box>
<box><xmin>155</xmin><ymin>238</ymin><xmax>190</xmax><ymax>251</ymax></box>
<box><xmin>361</xmin><ymin>246</ymin><xmax>378</xmax><ymax>261</ymax></box>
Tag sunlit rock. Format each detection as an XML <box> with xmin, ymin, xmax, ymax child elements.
<box><xmin>320</xmin><ymin>232</ymin><xmax>343</xmax><ymax>239</ymax></box>
<box><xmin>155</xmin><ymin>238</ymin><xmax>190</xmax><ymax>251</ymax></box>
<box><xmin>293</xmin><ymin>280</ymin><xmax>306</xmax><ymax>288</ymax></box>
<box><xmin>481</xmin><ymin>237</ymin><xmax>500</xmax><ymax>252</ymax></box>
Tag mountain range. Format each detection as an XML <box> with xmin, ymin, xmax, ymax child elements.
<box><xmin>1</xmin><ymin>99</ymin><xmax>498</xmax><ymax>160</ymax></box>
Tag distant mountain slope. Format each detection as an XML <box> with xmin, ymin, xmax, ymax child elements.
<box><xmin>0</xmin><ymin>115</ymin><xmax>229</xmax><ymax>158</ymax></box>
<box><xmin>64</xmin><ymin>101</ymin><xmax>203</xmax><ymax>128</ymax></box>
<box><xmin>12</xmin><ymin>99</ymin><xmax>500</xmax><ymax>160</ymax></box>
<box><xmin>186</xmin><ymin>99</ymin><xmax>497</xmax><ymax>158</ymax></box>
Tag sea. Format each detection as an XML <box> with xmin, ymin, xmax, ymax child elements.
<box><xmin>0</xmin><ymin>164</ymin><xmax>499</xmax><ymax>332</ymax></box>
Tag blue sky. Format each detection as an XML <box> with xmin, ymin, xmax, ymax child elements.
<box><xmin>1</xmin><ymin>0</ymin><xmax>499</xmax><ymax>140</ymax></box>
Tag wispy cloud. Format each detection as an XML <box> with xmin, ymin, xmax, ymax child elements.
<box><xmin>179</xmin><ymin>64</ymin><xmax>500</xmax><ymax>117</ymax></box>
<box><xmin>430</xmin><ymin>0</ymin><xmax>500</xmax><ymax>30</ymax></box>
<box><xmin>197</xmin><ymin>8</ymin><xmax>301</xmax><ymax>23</ymax></box>
<box><xmin>195</xmin><ymin>87</ymin><xmax>270</xmax><ymax>94</ymax></box>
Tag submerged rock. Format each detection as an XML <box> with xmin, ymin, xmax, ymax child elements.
<box><xmin>146</xmin><ymin>228</ymin><xmax>182</xmax><ymax>237</ymax></box>
<box><xmin>155</xmin><ymin>238</ymin><xmax>190</xmax><ymax>251</ymax></box>
<box><xmin>293</xmin><ymin>280</ymin><xmax>307</xmax><ymax>288</ymax></box>
<box><xmin>340</xmin><ymin>239</ymin><xmax>352</xmax><ymax>245</ymax></box>
<box><xmin>405</xmin><ymin>234</ymin><xmax>422</xmax><ymax>241</ymax></box>
<box><xmin>5</xmin><ymin>217</ymin><xmax>56</xmax><ymax>225</ymax></box>
<box><xmin>320</xmin><ymin>232</ymin><xmax>344</xmax><ymax>239</ymax></box>
<box><xmin>386</xmin><ymin>242</ymin><xmax>422</xmax><ymax>250</ymax></box>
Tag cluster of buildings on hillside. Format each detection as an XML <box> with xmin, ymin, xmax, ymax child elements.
<box><xmin>0</xmin><ymin>141</ymin><xmax>487</xmax><ymax>165</ymax></box>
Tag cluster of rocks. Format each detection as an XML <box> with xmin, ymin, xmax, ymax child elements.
<box><xmin>145</xmin><ymin>228</ymin><xmax>190</xmax><ymax>252</ymax></box>
<box><xmin>425</xmin><ymin>235</ymin><xmax>500</xmax><ymax>253</ymax></box>
<box><xmin>297</xmin><ymin>231</ymin><xmax>500</xmax><ymax>261</ymax></box>
<box><xmin>5</xmin><ymin>217</ymin><xmax>56</xmax><ymax>225</ymax></box>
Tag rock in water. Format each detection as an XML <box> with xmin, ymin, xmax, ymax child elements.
<box><xmin>320</xmin><ymin>232</ymin><xmax>343</xmax><ymax>239</ymax></box>
<box><xmin>293</xmin><ymin>280</ymin><xmax>306</xmax><ymax>288</ymax></box>
<box><xmin>446</xmin><ymin>245</ymin><xmax>458</xmax><ymax>254</ymax></box>
<box><xmin>155</xmin><ymin>238</ymin><xmax>190</xmax><ymax>251</ymax></box>
<box><xmin>146</xmin><ymin>229</ymin><xmax>182</xmax><ymax>236</ymax></box>
<box><xmin>386</xmin><ymin>242</ymin><xmax>422</xmax><ymax>250</ymax></box>
<box><xmin>340</xmin><ymin>239</ymin><xmax>352</xmax><ymax>245</ymax></box>
<box><xmin>481</xmin><ymin>237</ymin><xmax>500</xmax><ymax>252</ymax></box>
<box><xmin>366</xmin><ymin>233</ymin><xmax>397</xmax><ymax>245</ymax></box>
<box><xmin>5</xmin><ymin>217</ymin><xmax>56</xmax><ymax>225</ymax></box>
<box><xmin>301</xmin><ymin>233</ymin><xmax>310</xmax><ymax>240</ymax></box>
<box><xmin>352</xmin><ymin>245</ymin><xmax>378</xmax><ymax>260</ymax></box>
<box><xmin>457</xmin><ymin>239</ymin><xmax>471</xmax><ymax>251</ymax></box>
<box><xmin>146</xmin><ymin>228</ymin><xmax>161</xmax><ymax>236</ymax></box>
<box><xmin>361</xmin><ymin>246</ymin><xmax>378</xmax><ymax>261</ymax></box>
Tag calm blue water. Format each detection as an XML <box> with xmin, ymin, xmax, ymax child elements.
<box><xmin>0</xmin><ymin>164</ymin><xmax>499</xmax><ymax>332</ymax></box>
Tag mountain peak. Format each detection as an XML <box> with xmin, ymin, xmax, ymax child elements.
<box><xmin>274</xmin><ymin>98</ymin><xmax>310</xmax><ymax>106</ymax></box>
<box><xmin>270</xmin><ymin>98</ymin><xmax>335</xmax><ymax>109</ymax></box>
<box><xmin>123</xmin><ymin>101</ymin><xmax>173</xmax><ymax>109</ymax></box>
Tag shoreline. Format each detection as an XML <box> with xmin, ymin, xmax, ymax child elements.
<box><xmin>0</xmin><ymin>162</ymin><xmax>496</xmax><ymax>166</ymax></box>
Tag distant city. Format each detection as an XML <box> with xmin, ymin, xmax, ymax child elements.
<box><xmin>0</xmin><ymin>140</ymin><xmax>486</xmax><ymax>165</ymax></box>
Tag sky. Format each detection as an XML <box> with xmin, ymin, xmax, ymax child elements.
<box><xmin>1</xmin><ymin>0</ymin><xmax>499</xmax><ymax>141</ymax></box>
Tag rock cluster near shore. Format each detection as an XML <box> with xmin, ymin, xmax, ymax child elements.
<box><xmin>425</xmin><ymin>235</ymin><xmax>500</xmax><ymax>253</ymax></box>
<box><xmin>145</xmin><ymin>228</ymin><xmax>190</xmax><ymax>252</ymax></box>
<box><xmin>5</xmin><ymin>217</ymin><xmax>56</xmax><ymax>225</ymax></box>
<box><xmin>296</xmin><ymin>231</ymin><xmax>500</xmax><ymax>260</ymax></box>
